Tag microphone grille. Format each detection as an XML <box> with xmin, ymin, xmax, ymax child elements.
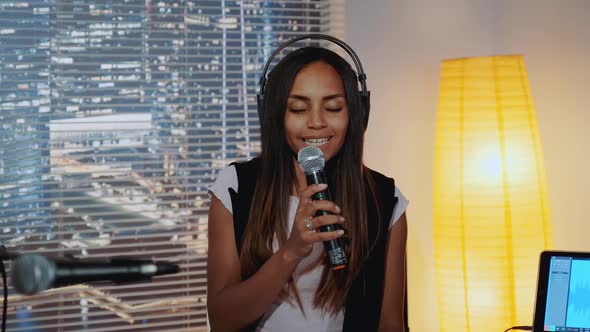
<box><xmin>12</xmin><ymin>254</ymin><xmax>56</xmax><ymax>294</ymax></box>
<box><xmin>297</xmin><ymin>146</ymin><xmax>325</xmax><ymax>174</ymax></box>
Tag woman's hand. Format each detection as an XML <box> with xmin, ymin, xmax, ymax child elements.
<box><xmin>283</xmin><ymin>183</ymin><xmax>345</xmax><ymax>260</ymax></box>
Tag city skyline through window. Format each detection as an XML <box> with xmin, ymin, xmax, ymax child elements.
<box><xmin>0</xmin><ymin>0</ymin><xmax>344</xmax><ymax>330</ymax></box>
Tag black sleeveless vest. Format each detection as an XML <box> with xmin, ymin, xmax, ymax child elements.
<box><xmin>227</xmin><ymin>157</ymin><xmax>402</xmax><ymax>331</ymax></box>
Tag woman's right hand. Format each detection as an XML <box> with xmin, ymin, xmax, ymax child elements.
<box><xmin>283</xmin><ymin>183</ymin><xmax>345</xmax><ymax>260</ymax></box>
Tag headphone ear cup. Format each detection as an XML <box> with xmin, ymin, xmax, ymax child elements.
<box><xmin>256</xmin><ymin>94</ymin><xmax>264</xmax><ymax>125</ymax></box>
<box><xmin>360</xmin><ymin>91</ymin><xmax>370</xmax><ymax>130</ymax></box>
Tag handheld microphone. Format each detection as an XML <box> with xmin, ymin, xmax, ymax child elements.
<box><xmin>11</xmin><ymin>254</ymin><xmax>180</xmax><ymax>295</ymax></box>
<box><xmin>297</xmin><ymin>146</ymin><xmax>348</xmax><ymax>270</ymax></box>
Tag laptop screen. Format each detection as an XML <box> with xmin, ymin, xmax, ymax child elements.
<box><xmin>543</xmin><ymin>255</ymin><xmax>590</xmax><ymax>331</ymax></box>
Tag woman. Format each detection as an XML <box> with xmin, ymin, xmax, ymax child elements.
<box><xmin>207</xmin><ymin>45</ymin><xmax>408</xmax><ymax>331</ymax></box>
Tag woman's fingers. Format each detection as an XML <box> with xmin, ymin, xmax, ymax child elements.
<box><xmin>298</xmin><ymin>183</ymin><xmax>327</xmax><ymax>207</ymax></box>
<box><xmin>300</xmin><ymin>225</ymin><xmax>344</xmax><ymax>243</ymax></box>
<box><xmin>312</xmin><ymin>229</ymin><xmax>345</xmax><ymax>242</ymax></box>
<box><xmin>300</xmin><ymin>215</ymin><xmax>345</xmax><ymax>245</ymax></box>
<box><xmin>308</xmin><ymin>200</ymin><xmax>340</xmax><ymax>215</ymax></box>
<box><xmin>297</xmin><ymin>184</ymin><xmax>340</xmax><ymax>216</ymax></box>
<box><xmin>291</xmin><ymin>183</ymin><xmax>345</xmax><ymax>252</ymax></box>
<box><xmin>306</xmin><ymin>215</ymin><xmax>344</xmax><ymax>230</ymax></box>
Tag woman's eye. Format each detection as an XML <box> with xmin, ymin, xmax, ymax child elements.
<box><xmin>325</xmin><ymin>108</ymin><xmax>342</xmax><ymax>112</ymax></box>
<box><xmin>289</xmin><ymin>108</ymin><xmax>306</xmax><ymax>113</ymax></box>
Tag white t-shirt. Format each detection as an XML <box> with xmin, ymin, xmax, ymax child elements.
<box><xmin>208</xmin><ymin>165</ymin><xmax>409</xmax><ymax>332</ymax></box>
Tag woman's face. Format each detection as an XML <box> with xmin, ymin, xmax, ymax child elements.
<box><xmin>284</xmin><ymin>61</ymin><xmax>349</xmax><ymax>161</ymax></box>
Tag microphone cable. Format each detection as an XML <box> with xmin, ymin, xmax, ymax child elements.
<box><xmin>504</xmin><ymin>326</ymin><xmax>532</xmax><ymax>332</ymax></box>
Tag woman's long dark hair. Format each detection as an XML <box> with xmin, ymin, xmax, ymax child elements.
<box><xmin>240</xmin><ymin>47</ymin><xmax>382</xmax><ymax>314</ymax></box>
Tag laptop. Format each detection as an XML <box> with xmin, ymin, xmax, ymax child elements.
<box><xmin>533</xmin><ymin>250</ymin><xmax>590</xmax><ymax>332</ymax></box>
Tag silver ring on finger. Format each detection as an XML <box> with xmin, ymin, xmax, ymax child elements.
<box><xmin>305</xmin><ymin>218</ymin><xmax>314</xmax><ymax>231</ymax></box>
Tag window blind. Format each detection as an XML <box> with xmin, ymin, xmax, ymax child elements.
<box><xmin>0</xmin><ymin>0</ymin><xmax>344</xmax><ymax>331</ymax></box>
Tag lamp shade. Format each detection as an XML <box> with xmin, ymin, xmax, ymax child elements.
<box><xmin>433</xmin><ymin>55</ymin><xmax>553</xmax><ymax>331</ymax></box>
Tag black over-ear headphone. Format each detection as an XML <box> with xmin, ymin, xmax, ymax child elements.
<box><xmin>257</xmin><ymin>34</ymin><xmax>371</xmax><ymax>130</ymax></box>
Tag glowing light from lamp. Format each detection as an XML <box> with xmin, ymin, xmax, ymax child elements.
<box><xmin>433</xmin><ymin>55</ymin><xmax>553</xmax><ymax>331</ymax></box>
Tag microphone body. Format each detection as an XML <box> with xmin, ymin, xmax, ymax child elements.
<box><xmin>298</xmin><ymin>146</ymin><xmax>348</xmax><ymax>269</ymax></box>
<box><xmin>306</xmin><ymin>168</ymin><xmax>348</xmax><ymax>269</ymax></box>
<box><xmin>11</xmin><ymin>254</ymin><xmax>179</xmax><ymax>295</ymax></box>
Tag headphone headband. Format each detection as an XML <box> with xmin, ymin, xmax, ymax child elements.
<box><xmin>257</xmin><ymin>34</ymin><xmax>371</xmax><ymax>130</ymax></box>
<box><xmin>258</xmin><ymin>34</ymin><xmax>368</xmax><ymax>96</ymax></box>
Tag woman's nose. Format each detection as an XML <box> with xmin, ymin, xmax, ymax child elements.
<box><xmin>307</xmin><ymin>108</ymin><xmax>326</xmax><ymax>128</ymax></box>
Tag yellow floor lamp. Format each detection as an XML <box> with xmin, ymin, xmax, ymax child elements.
<box><xmin>433</xmin><ymin>55</ymin><xmax>553</xmax><ymax>331</ymax></box>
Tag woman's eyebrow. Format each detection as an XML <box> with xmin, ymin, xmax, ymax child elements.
<box><xmin>288</xmin><ymin>93</ymin><xmax>345</xmax><ymax>101</ymax></box>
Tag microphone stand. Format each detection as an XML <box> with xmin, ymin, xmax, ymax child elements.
<box><xmin>0</xmin><ymin>245</ymin><xmax>12</xmax><ymax>332</ymax></box>
<box><xmin>0</xmin><ymin>246</ymin><xmax>18</xmax><ymax>261</ymax></box>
